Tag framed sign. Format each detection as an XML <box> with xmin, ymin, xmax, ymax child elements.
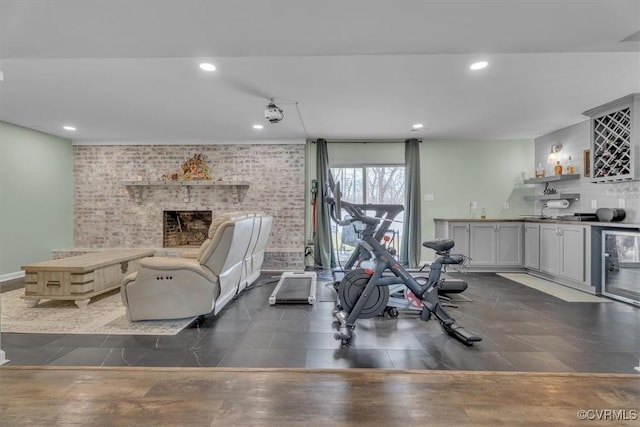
<box><xmin>583</xmin><ymin>149</ymin><xmax>590</xmax><ymax>177</ymax></box>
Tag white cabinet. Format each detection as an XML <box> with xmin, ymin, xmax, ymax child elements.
<box><xmin>436</xmin><ymin>219</ymin><xmax>592</xmax><ymax>287</ymax></box>
<box><xmin>540</xmin><ymin>223</ymin><xmax>561</xmax><ymax>274</ymax></box>
<box><xmin>496</xmin><ymin>223</ymin><xmax>525</xmax><ymax>266</ymax></box>
<box><xmin>443</xmin><ymin>221</ymin><xmax>523</xmax><ymax>269</ymax></box>
<box><xmin>469</xmin><ymin>223</ymin><xmax>497</xmax><ymax>265</ymax></box>
<box><xmin>524</xmin><ymin>223</ymin><xmax>540</xmax><ymax>270</ymax></box>
<box><xmin>448</xmin><ymin>223</ymin><xmax>470</xmax><ymax>258</ymax></box>
<box><xmin>560</xmin><ymin>225</ymin><xmax>587</xmax><ymax>282</ymax></box>
<box><xmin>539</xmin><ymin>223</ymin><xmax>587</xmax><ymax>283</ymax></box>
<box><xmin>469</xmin><ymin>222</ymin><xmax>523</xmax><ymax>267</ymax></box>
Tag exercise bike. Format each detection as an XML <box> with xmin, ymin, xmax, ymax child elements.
<box><xmin>330</xmin><ymin>195</ymin><xmax>468</xmax><ymax>318</ymax></box>
<box><xmin>328</xmin><ymin>181</ymin><xmax>482</xmax><ymax>346</ymax></box>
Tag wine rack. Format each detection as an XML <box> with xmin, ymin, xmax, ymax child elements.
<box><xmin>584</xmin><ymin>94</ymin><xmax>640</xmax><ymax>183</ymax></box>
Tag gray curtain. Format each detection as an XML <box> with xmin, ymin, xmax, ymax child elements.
<box><xmin>313</xmin><ymin>139</ymin><xmax>335</xmax><ymax>269</ymax></box>
<box><xmin>400</xmin><ymin>138</ymin><xmax>421</xmax><ymax>267</ymax></box>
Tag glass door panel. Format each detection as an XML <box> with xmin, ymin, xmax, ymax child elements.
<box><xmin>330</xmin><ymin>166</ymin><xmax>405</xmax><ymax>263</ymax></box>
<box><xmin>602</xmin><ymin>231</ymin><xmax>640</xmax><ymax>306</ymax></box>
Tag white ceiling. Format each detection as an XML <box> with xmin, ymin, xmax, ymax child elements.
<box><xmin>1</xmin><ymin>0</ymin><xmax>639</xmax><ymax>143</ymax></box>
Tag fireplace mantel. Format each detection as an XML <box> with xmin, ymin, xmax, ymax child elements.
<box><xmin>121</xmin><ymin>180</ymin><xmax>250</xmax><ymax>203</ymax></box>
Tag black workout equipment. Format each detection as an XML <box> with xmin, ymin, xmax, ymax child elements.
<box><xmin>328</xmin><ymin>181</ymin><xmax>481</xmax><ymax>346</ymax></box>
<box><xmin>330</xmin><ymin>193</ymin><xmax>468</xmax><ymax>301</ymax></box>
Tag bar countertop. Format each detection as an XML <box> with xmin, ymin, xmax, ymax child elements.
<box><xmin>434</xmin><ymin>218</ymin><xmax>640</xmax><ymax>228</ymax></box>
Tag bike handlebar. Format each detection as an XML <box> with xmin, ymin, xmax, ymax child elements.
<box><xmin>334</xmin><ymin>200</ymin><xmax>379</xmax><ymax>227</ymax></box>
<box><xmin>326</xmin><ymin>181</ymin><xmax>403</xmax><ymax>228</ymax></box>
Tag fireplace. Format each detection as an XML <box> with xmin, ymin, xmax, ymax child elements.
<box><xmin>163</xmin><ymin>210</ymin><xmax>212</xmax><ymax>248</ymax></box>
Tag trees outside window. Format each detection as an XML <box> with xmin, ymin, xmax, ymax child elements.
<box><xmin>330</xmin><ymin>166</ymin><xmax>405</xmax><ymax>260</ymax></box>
<box><xmin>331</xmin><ymin>166</ymin><xmax>404</xmax><ymax>204</ymax></box>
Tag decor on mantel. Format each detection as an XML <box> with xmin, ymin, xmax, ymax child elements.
<box><xmin>160</xmin><ymin>153</ymin><xmax>212</xmax><ymax>181</ymax></box>
<box><xmin>179</xmin><ymin>153</ymin><xmax>212</xmax><ymax>181</ymax></box>
<box><xmin>124</xmin><ymin>153</ymin><xmax>249</xmax><ymax>203</ymax></box>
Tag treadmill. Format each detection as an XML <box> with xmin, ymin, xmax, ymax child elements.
<box><xmin>269</xmin><ymin>271</ymin><xmax>317</xmax><ymax>305</ymax></box>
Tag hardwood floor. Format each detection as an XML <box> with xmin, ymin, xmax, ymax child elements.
<box><xmin>0</xmin><ymin>366</ymin><xmax>638</xmax><ymax>426</ymax></box>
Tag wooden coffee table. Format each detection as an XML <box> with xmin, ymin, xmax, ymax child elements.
<box><xmin>21</xmin><ymin>249</ymin><xmax>154</xmax><ymax>308</ymax></box>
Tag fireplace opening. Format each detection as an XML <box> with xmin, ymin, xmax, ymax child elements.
<box><xmin>163</xmin><ymin>210</ymin><xmax>212</xmax><ymax>248</ymax></box>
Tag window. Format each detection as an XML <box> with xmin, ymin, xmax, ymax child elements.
<box><xmin>330</xmin><ymin>165</ymin><xmax>405</xmax><ymax>261</ymax></box>
<box><xmin>331</xmin><ymin>166</ymin><xmax>405</xmax><ymax>205</ymax></box>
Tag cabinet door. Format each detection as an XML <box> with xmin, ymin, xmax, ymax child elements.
<box><xmin>524</xmin><ymin>223</ymin><xmax>540</xmax><ymax>270</ymax></box>
<box><xmin>559</xmin><ymin>225</ymin><xmax>586</xmax><ymax>282</ymax></box>
<box><xmin>469</xmin><ymin>223</ymin><xmax>497</xmax><ymax>266</ymax></box>
<box><xmin>539</xmin><ymin>224</ymin><xmax>560</xmax><ymax>275</ymax></box>
<box><xmin>448</xmin><ymin>223</ymin><xmax>470</xmax><ymax>258</ymax></box>
<box><xmin>496</xmin><ymin>222</ymin><xmax>524</xmax><ymax>266</ymax></box>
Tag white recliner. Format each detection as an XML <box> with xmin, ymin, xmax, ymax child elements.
<box><xmin>121</xmin><ymin>211</ymin><xmax>272</xmax><ymax>321</ymax></box>
<box><xmin>241</xmin><ymin>214</ymin><xmax>273</xmax><ymax>293</ymax></box>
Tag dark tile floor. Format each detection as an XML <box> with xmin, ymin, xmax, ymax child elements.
<box><xmin>2</xmin><ymin>272</ymin><xmax>640</xmax><ymax>373</ymax></box>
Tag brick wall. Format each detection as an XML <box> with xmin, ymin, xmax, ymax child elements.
<box><xmin>73</xmin><ymin>144</ymin><xmax>305</xmax><ymax>269</ymax></box>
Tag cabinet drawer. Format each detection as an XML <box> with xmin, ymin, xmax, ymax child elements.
<box><xmin>33</xmin><ymin>271</ymin><xmax>72</xmax><ymax>296</ymax></box>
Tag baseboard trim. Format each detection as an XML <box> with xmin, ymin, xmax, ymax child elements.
<box><xmin>0</xmin><ymin>271</ymin><xmax>25</xmax><ymax>283</ymax></box>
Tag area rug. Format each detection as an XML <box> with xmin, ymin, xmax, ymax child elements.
<box><xmin>0</xmin><ymin>289</ymin><xmax>197</xmax><ymax>335</ymax></box>
<box><xmin>497</xmin><ymin>273</ymin><xmax>612</xmax><ymax>303</ymax></box>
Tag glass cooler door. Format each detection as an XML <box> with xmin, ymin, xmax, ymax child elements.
<box><xmin>602</xmin><ymin>231</ymin><xmax>640</xmax><ymax>306</ymax></box>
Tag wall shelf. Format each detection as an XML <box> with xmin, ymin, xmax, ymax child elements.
<box><xmin>524</xmin><ymin>193</ymin><xmax>580</xmax><ymax>201</ymax></box>
<box><xmin>523</xmin><ymin>174</ymin><xmax>580</xmax><ymax>185</ymax></box>
<box><xmin>121</xmin><ymin>180</ymin><xmax>249</xmax><ymax>203</ymax></box>
<box><xmin>523</xmin><ymin>174</ymin><xmax>580</xmax><ymax>202</ymax></box>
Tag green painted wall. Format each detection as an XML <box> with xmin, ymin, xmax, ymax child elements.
<box><xmin>0</xmin><ymin>122</ymin><xmax>73</xmax><ymax>277</ymax></box>
<box><xmin>420</xmin><ymin>139</ymin><xmax>533</xmax><ymax>257</ymax></box>
<box><xmin>306</xmin><ymin>139</ymin><xmax>534</xmax><ymax>261</ymax></box>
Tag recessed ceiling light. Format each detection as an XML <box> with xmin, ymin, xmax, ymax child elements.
<box><xmin>63</xmin><ymin>125</ymin><xmax>76</xmax><ymax>131</ymax></box>
<box><xmin>412</xmin><ymin>123</ymin><xmax>424</xmax><ymax>130</ymax></box>
<box><xmin>470</xmin><ymin>61</ymin><xmax>488</xmax><ymax>70</ymax></box>
<box><xmin>253</xmin><ymin>124</ymin><xmax>264</xmax><ymax>130</ymax></box>
<box><xmin>199</xmin><ymin>63</ymin><xmax>216</xmax><ymax>72</ymax></box>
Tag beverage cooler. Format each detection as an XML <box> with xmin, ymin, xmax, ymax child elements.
<box><xmin>602</xmin><ymin>230</ymin><xmax>640</xmax><ymax>306</ymax></box>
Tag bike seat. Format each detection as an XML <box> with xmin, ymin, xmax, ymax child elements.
<box><xmin>423</xmin><ymin>239</ymin><xmax>454</xmax><ymax>253</ymax></box>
